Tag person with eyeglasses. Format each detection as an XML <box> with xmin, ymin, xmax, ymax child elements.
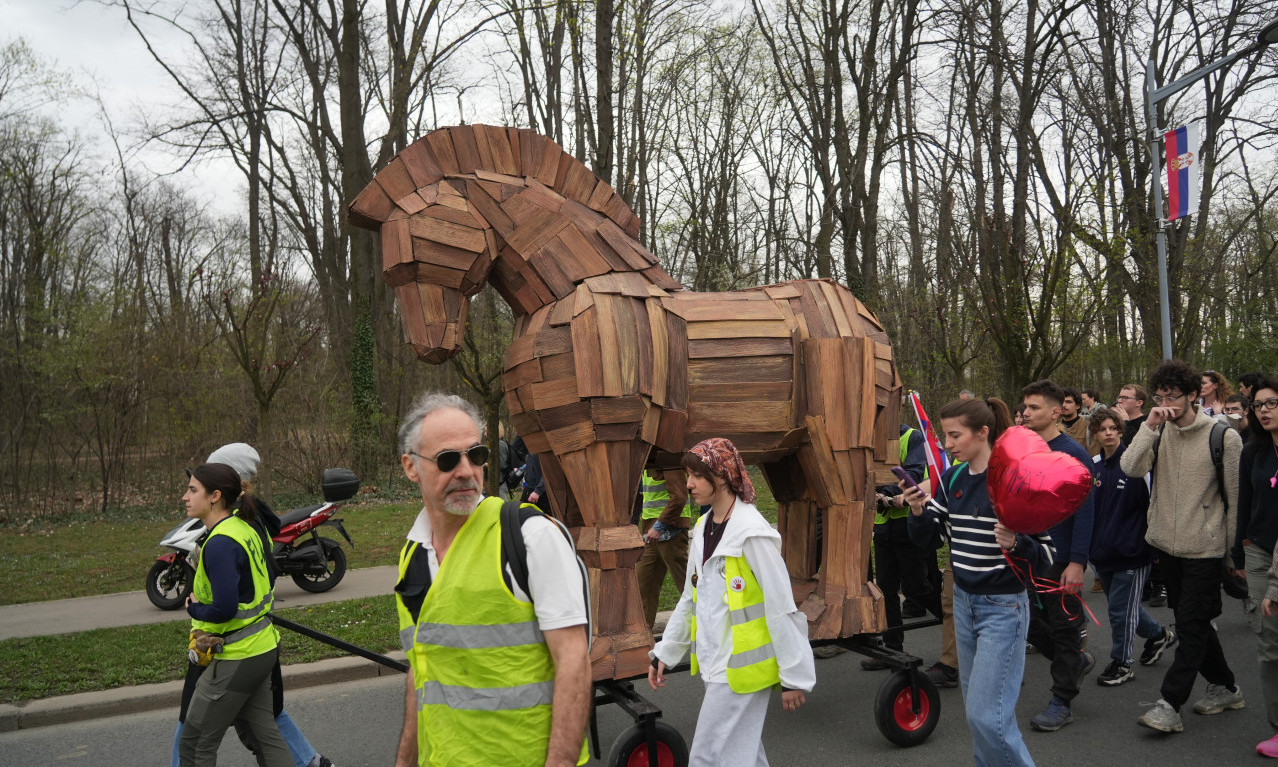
<box><xmin>1223</xmin><ymin>395</ymin><xmax>1251</xmax><ymax>432</ymax></box>
<box><xmin>1115</xmin><ymin>384</ymin><xmax>1148</xmax><ymax>446</ymax></box>
<box><xmin>392</xmin><ymin>392</ymin><xmax>590</xmax><ymax>767</ymax></box>
<box><xmin>1231</xmin><ymin>378</ymin><xmax>1278</xmax><ymax>757</ymax></box>
<box><xmin>1122</xmin><ymin>360</ymin><xmax>1245</xmax><ymax>734</ymax></box>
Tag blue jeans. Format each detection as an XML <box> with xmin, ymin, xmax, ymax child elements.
<box><xmin>954</xmin><ymin>585</ymin><xmax>1035</xmax><ymax>767</ymax></box>
<box><xmin>172</xmin><ymin>712</ymin><xmax>316</xmax><ymax>767</ymax></box>
<box><xmin>1098</xmin><ymin>566</ymin><xmax>1163</xmax><ymax>666</ymax></box>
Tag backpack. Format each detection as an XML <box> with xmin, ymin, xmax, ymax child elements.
<box><xmin>1150</xmin><ymin>420</ymin><xmax>1229</xmax><ymax>513</ymax></box>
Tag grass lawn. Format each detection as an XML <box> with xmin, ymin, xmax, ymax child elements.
<box><xmin>0</xmin><ymin>595</ymin><xmax>402</xmax><ymax>704</ymax></box>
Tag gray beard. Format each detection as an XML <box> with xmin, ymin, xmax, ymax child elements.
<box><xmin>440</xmin><ymin>486</ymin><xmax>481</xmax><ymax>516</ymax></box>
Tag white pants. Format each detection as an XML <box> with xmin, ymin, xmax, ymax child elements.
<box><xmin>689</xmin><ymin>682</ymin><xmax>770</xmax><ymax>767</ymax></box>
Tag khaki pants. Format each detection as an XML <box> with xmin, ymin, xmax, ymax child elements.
<box><xmin>179</xmin><ymin>649</ymin><xmax>291</xmax><ymax>767</ymax></box>
<box><xmin>635</xmin><ymin>519</ymin><xmax>691</xmax><ymax>629</ymax></box>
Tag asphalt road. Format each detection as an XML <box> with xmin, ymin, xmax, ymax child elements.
<box><xmin>2</xmin><ymin>588</ymin><xmax>1272</xmax><ymax>766</ymax></box>
<box><xmin>0</xmin><ymin>566</ymin><xmax>399</xmax><ymax>640</ymax></box>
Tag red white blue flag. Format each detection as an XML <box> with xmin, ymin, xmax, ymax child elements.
<box><xmin>908</xmin><ymin>391</ymin><xmax>950</xmax><ymax>481</ymax></box>
<box><xmin>1164</xmin><ymin>123</ymin><xmax>1200</xmax><ymax>222</ymax></box>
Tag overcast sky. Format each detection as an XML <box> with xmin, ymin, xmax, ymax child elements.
<box><xmin>6</xmin><ymin>0</ymin><xmax>244</xmax><ymax>214</ymax></box>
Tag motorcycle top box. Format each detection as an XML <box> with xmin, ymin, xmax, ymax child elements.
<box><xmin>322</xmin><ymin>468</ymin><xmax>360</xmax><ymax>502</ymax></box>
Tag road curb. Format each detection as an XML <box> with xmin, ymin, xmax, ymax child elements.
<box><xmin>0</xmin><ymin>651</ymin><xmax>408</xmax><ymax>733</ymax></box>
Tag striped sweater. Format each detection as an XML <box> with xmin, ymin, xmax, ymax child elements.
<box><xmin>908</xmin><ymin>463</ymin><xmax>1055</xmax><ymax>594</ymax></box>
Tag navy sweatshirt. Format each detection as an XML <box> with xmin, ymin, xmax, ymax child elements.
<box><xmin>908</xmin><ymin>463</ymin><xmax>1055</xmax><ymax>594</ymax></box>
<box><xmin>186</xmin><ymin>517</ymin><xmax>256</xmax><ymax>624</ymax></box>
<box><xmin>1089</xmin><ymin>444</ymin><xmax>1154</xmax><ymax>572</ymax></box>
<box><xmin>1045</xmin><ymin>432</ymin><xmax>1096</xmax><ymax>565</ymax></box>
<box><xmin>1232</xmin><ymin>438</ymin><xmax>1278</xmax><ymax>563</ymax></box>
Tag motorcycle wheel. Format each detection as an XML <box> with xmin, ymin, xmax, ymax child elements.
<box><xmin>291</xmin><ymin>539</ymin><xmax>347</xmax><ymax>593</ymax></box>
<box><xmin>146</xmin><ymin>559</ymin><xmax>194</xmax><ymax>610</ymax></box>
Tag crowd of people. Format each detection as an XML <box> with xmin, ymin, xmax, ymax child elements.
<box><xmin>169</xmin><ymin>358</ymin><xmax>1278</xmax><ymax>766</ymax></box>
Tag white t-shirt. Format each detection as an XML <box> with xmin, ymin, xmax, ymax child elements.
<box><xmin>406</xmin><ymin>503</ymin><xmax>588</xmax><ymax>631</ymax></box>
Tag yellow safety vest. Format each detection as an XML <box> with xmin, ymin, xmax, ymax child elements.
<box><xmin>875</xmin><ymin>428</ymin><xmax>929</xmax><ymax>525</ymax></box>
<box><xmin>190</xmin><ymin>515</ymin><xmax>278</xmax><ymax>661</ymax></box>
<box><xmin>395</xmin><ymin>498</ymin><xmax>587</xmax><ymax>767</ymax></box>
<box><xmin>688</xmin><ymin>516</ymin><xmax>781</xmax><ymax>694</ymax></box>
<box><xmin>640</xmin><ymin>470</ymin><xmax>695</xmax><ymax>522</ymax></box>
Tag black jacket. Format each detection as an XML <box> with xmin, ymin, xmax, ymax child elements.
<box><xmin>1089</xmin><ymin>444</ymin><xmax>1154</xmax><ymax>572</ymax></box>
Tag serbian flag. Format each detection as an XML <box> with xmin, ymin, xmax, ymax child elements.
<box><xmin>1164</xmin><ymin>123</ymin><xmax>1200</xmax><ymax>221</ymax></box>
<box><xmin>908</xmin><ymin>391</ymin><xmax>950</xmax><ymax>482</ymax></box>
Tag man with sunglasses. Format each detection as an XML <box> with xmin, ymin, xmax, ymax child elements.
<box><xmin>392</xmin><ymin>392</ymin><xmax>590</xmax><ymax>767</ymax></box>
<box><xmin>1122</xmin><ymin>360</ymin><xmax>1244</xmax><ymax>734</ymax></box>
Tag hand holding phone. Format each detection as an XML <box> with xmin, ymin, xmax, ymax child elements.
<box><xmin>891</xmin><ymin>465</ymin><xmax>921</xmax><ymax>493</ymax></box>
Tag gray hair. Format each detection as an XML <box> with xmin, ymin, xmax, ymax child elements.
<box><xmin>398</xmin><ymin>392</ymin><xmax>484</xmax><ymax>455</ymax></box>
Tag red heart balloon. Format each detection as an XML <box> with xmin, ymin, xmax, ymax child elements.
<box><xmin>987</xmin><ymin>426</ymin><xmax>1092</xmax><ymax>535</ymax></box>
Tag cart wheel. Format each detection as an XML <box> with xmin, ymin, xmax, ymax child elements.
<box><xmin>607</xmin><ymin>720</ymin><xmax>689</xmax><ymax>767</ymax></box>
<box><xmin>874</xmin><ymin>669</ymin><xmax>940</xmax><ymax>747</ymax></box>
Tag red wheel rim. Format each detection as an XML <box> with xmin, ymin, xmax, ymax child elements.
<box><xmin>893</xmin><ymin>687</ymin><xmax>931</xmax><ymax>731</ymax></box>
<box><xmin>626</xmin><ymin>741</ymin><xmax>675</xmax><ymax>767</ymax></box>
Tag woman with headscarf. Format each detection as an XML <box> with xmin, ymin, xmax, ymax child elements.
<box><xmin>648</xmin><ymin>438</ymin><xmax>815</xmax><ymax>766</ymax></box>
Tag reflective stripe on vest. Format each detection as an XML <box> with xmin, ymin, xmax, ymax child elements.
<box><xmin>394</xmin><ymin>498</ymin><xmax>587</xmax><ymax>767</ymax></box>
<box><xmin>687</xmin><ymin>516</ymin><xmax>781</xmax><ymax>694</ymax></box>
<box><xmin>640</xmin><ymin>472</ymin><xmax>695</xmax><ymax>521</ymax></box>
<box><xmin>190</xmin><ymin>515</ymin><xmax>279</xmax><ymax>661</ymax></box>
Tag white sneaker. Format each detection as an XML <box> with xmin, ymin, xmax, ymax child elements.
<box><xmin>1138</xmin><ymin>699</ymin><xmax>1183</xmax><ymax>732</ymax></box>
<box><xmin>1193</xmin><ymin>683</ymin><xmax>1245</xmax><ymax>715</ymax></box>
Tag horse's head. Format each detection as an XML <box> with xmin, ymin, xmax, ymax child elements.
<box><xmin>349</xmin><ymin>125</ymin><xmax>680</xmax><ymax>363</ymax></box>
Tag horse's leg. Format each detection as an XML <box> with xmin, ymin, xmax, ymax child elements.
<box><xmin>555</xmin><ymin>438</ymin><xmax>652</xmax><ymax>680</ymax></box>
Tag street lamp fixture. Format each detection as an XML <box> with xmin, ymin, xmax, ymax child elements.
<box><xmin>1144</xmin><ymin>18</ymin><xmax>1277</xmax><ymax>360</ymax></box>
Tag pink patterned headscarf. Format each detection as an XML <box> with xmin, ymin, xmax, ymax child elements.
<box><xmin>688</xmin><ymin>438</ymin><xmax>755</xmax><ymax>503</ymax></box>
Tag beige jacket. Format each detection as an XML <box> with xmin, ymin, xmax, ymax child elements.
<box><xmin>1119</xmin><ymin>406</ymin><xmax>1242</xmax><ymax>561</ymax></box>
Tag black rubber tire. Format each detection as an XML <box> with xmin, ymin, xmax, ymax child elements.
<box><xmin>146</xmin><ymin>559</ymin><xmax>193</xmax><ymax>610</ymax></box>
<box><xmin>290</xmin><ymin>540</ymin><xmax>347</xmax><ymax>593</ymax></box>
<box><xmin>606</xmin><ymin>720</ymin><xmax>689</xmax><ymax>767</ymax></box>
<box><xmin>874</xmin><ymin>668</ymin><xmax>941</xmax><ymax>747</ymax></box>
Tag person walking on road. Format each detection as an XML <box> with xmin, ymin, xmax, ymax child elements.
<box><xmin>393</xmin><ymin>392</ymin><xmax>590</xmax><ymax>767</ymax></box>
<box><xmin>649</xmin><ymin>437</ymin><xmax>815</xmax><ymax>766</ymax></box>
<box><xmin>178</xmin><ymin>463</ymin><xmax>290</xmax><ymax>767</ymax></box>
<box><xmin>1123</xmin><ymin>360</ymin><xmax>1245</xmax><ymax>733</ymax></box>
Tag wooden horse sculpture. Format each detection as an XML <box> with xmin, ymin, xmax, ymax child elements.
<box><xmin>349</xmin><ymin>125</ymin><xmax>904</xmax><ymax>680</ymax></box>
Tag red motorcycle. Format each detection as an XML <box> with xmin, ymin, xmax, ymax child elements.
<box><xmin>146</xmin><ymin>468</ymin><xmax>359</xmax><ymax>609</ymax></box>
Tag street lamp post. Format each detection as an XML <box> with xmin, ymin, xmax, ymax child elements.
<box><xmin>1143</xmin><ymin>19</ymin><xmax>1278</xmax><ymax>360</ymax></box>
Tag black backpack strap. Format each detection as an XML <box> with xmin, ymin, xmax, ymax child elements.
<box><xmin>1210</xmin><ymin>420</ymin><xmax>1228</xmax><ymax>512</ymax></box>
<box><xmin>499</xmin><ymin>499</ymin><xmax>593</xmax><ymax>646</ymax></box>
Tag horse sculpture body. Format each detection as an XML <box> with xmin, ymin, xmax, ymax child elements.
<box><xmin>350</xmin><ymin>125</ymin><xmax>902</xmax><ymax>680</ymax></box>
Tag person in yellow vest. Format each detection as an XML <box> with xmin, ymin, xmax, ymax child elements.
<box><xmin>393</xmin><ymin>392</ymin><xmax>590</xmax><ymax>767</ymax></box>
<box><xmin>634</xmin><ymin>466</ymin><xmax>695</xmax><ymax>629</ymax></box>
<box><xmin>178</xmin><ymin>463</ymin><xmax>290</xmax><ymax>767</ymax></box>
<box><xmin>648</xmin><ymin>438</ymin><xmax>815</xmax><ymax>765</ymax></box>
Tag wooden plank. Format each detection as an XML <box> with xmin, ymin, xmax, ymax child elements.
<box><xmin>419</xmin><ymin>283</ymin><xmax>448</xmax><ymax>324</ymax></box>
<box><xmin>665</xmin><ymin>313</ymin><xmax>688</xmax><ymax>411</ymax></box>
<box><xmin>425</xmin><ymin>131</ymin><xmax>460</xmax><ymax>174</ymax></box>
<box><xmin>593</xmin><ymin>395</ymin><xmax>646</xmax><ymax>424</ymax></box>
<box><xmin>687</xmin><ymin>337</ymin><xmax>792</xmax><ymax>359</ymax></box>
<box><xmin>407</xmin><ymin>217</ymin><xmax>487</xmax><ymax>253</ymax></box>
<box><xmin>463</xmin><ymin>180</ymin><xmax>515</xmax><ymax>237</ymax></box>
<box><xmin>573</xmin><ymin>283</ymin><xmax>595</xmax><ymax>316</ymax></box>
<box><xmin>529</xmin><ymin>251</ymin><xmax>575</xmax><ymax>299</ymax></box>
<box><xmin>540</xmin><ymin>351</ymin><xmax>575</xmax><ymax>381</ymax></box>
<box><xmin>414</xmin><ymin>262</ymin><xmax>466</xmax><ymax>290</ymax></box>
<box><xmin>533</xmin><ymin>325</ymin><xmax>573</xmax><ymax>356</ymax></box>
<box><xmin>397</xmin><ymin>140</ymin><xmax>443</xmax><ymax>188</ymax></box>
<box><xmin>612</xmin><ymin>296</ymin><xmax>640</xmax><ymax>395</ymax></box>
<box><xmin>655</xmin><ymin>409</ymin><xmax>687</xmax><ymax>453</ymax></box>
<box><xmin>640</xmin><ymin>403</ymin><xmax>662</xmax><ymax>443</ymax></box>
<box><xmin>558</xmin><ymin>159</ymin><xmax>598</xmax><ymax>204</ymax></box>
<box><xmin>571</xmin><ymin>306</ymin><xmax>605</xmax><ymax>398</ymax></box>
<box><xmin>521</xmin><ymin>430</ymin><xmax>551</xmax><ymax>455</ymax></box>
<box><xmin>503</xmin><ymin>357</ymin><xmax>542</xmax><ymax>390</ymax></box>
<box><xmin>395</xmin><ymin>192</ymin><xmax>428</xmax><ymax>216</ymax></box>
<box><xmin>375</xmin><ymin>157</ymin><xmax>417</xmax><ymax>202</ymax></box>
<box><xmin>505</xmin><ymin>127</ymin><xmax>523</xmax><ymax>175</ymax></box>
<box><xmin>548</xmin><ymin>297</ymin><xmax>575</xmax><ymax>327</ymax></box>
<box><xmin>596</xmin><ymin>220</ymin><xmax>650</xmax><ymax>270</ymax></box>
<box><xmin>687</xmin><ymin>356</ymin><xmax>792</xmax><ymax>385</ymax></box>
<box><xmin>393</xmin><ymin>283</ymin><xmax>429</xmax><ymax>346</ymax></box>
<box><xmin>380</xmin><ymin>219</ymin><xmax>413</xmax><ymax>281</ymax></box>
<box><xmin>687</xmin><ymin>402</ymin><xmax>791</xmax><ymax>433</ymax></box>
<box><xmin>689</xmin><ymin>382</ymin><xmax>792</xmax><ymax>403</ymax></box>
<box><xmin>518</xmin><ymin>129</ymin><xmax>543</xmax><ymax>180</ymax></box>
<box><xmin>505</xmin><ymin>207</ymin><xmax>571</xmax><ymax>256</ymax></box>
<box><xmin>820</xmin><ymin>280</ymin><xmax>855</xmax><ymax>337</ymax></box>
<box><xmin>450</xmin><ymin>126</ymin><xmax>482</xmax><ymax>172</ymax></box>
<box><xmin>544</xmin><ymin>226</ymin><xmax>613</xmax><ymax>283</ymax></box>
<box><xmin>411</xmin><ymin>235</ymin><xmax>479</xmax><ymax>271</ymax></box>
<box><xmin>762</xmin><ymin>283</ymin><xmax>802</xmax><ymax>299</ymax></box>
<box><xmin>679</xmin><ymin>301</ymin><xmax>782</xmax><ymax>322</ymax></box>
<box><xmin>348</xmin><ymin>181</ymin><xmax>395</xmax><ymax>227</ymax></box>
<box><xmin>536</xmin><ymin>401</ymin><xmax>592</xmax><ymax>433</ymax></box>
<box><xmin>419</xmin><ymin>202</ymin><xmax>485</xmax><ymax>229</ymax></box>
<box><xmin>633</xmin><ymin>297</ymin><xmax>654</xmax><ymax>397</ymax></box>
<box><xmin>529</xmin><ymin>377</ymin><xmax>580</xmax><ymax>411</ymax></box>
<box><xmin>593</xmin><ymin>294</ymin><xmax>625</xmax><ymax>397</ymax></box>
<box><xmin>849</xmin><ymin>337</ymin><xmax>877</xmax><ymax>447</ymax></box>
<box><xmin>546</xmin><ymin>420</ymin><xmax>597</xmax><ymax>455</ymax></box>
<box><xmin>522</xmin><ymin>178</ymin><xmax>567</xmax><ymax>211</ymax></box>
<box><xmin>686</xmin><ymin>320</ymin><xmax>791</xmax><ymax>340</ymax></box>
<box><xmin>534</xmin><ymin>137</ymin><xmax>563</xmax><ymax>187</ymax></box>
<box><xmin>504</xmin><ymin>333</ymin><xmax>538</xmax><ymax>367</ymax></box>
<box><xmin>646</xmin><ymin>301</ymin><xmax>669</xmax><ymax>407</ymax></box>
<box><xmin>477</xmin><ymin>125</ymin><xmax>518</xmax><ymax>175</ymax></box>
<box><xmin>596</xmin><ymin>422</ymin><xmax>640</xmax><ymax>441</ymax></box>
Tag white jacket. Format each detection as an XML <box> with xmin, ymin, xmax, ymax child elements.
<box><xmin>652</xmin><ymin>499</ymin><xmax>815</xmax><ymax>692</ymax></box>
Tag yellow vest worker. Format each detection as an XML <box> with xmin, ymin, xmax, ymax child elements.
<box><xmin>190</xmin><ymin>516</ymin><xmax>279</xmax><ymax>660</ymax></box>
<box><xmin>396</xmin><ymin>497</ymin><xmax>588</xmax><ymax>767</ymax></box>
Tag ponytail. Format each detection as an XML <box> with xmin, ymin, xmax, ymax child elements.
<box><xmin>235</xmin><ymin>492</ymin><xmax>261</xmax><ymax>524</ymax></box>
<box><xmin>939</xmin><ymin>396</ymin><xmax>1013</xmax><ymax>446</ymax></box>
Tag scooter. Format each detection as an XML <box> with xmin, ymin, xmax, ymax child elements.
<box><xmin>145</xmin><ymin>468</ymin><xmax>360</xmax><ymax>610</ymax></box>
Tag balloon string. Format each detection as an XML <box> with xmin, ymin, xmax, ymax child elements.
<box><xmin>1001</xmin><ymin>549</ymin><xmax>1101</xmax><ymax>627</ymax></box>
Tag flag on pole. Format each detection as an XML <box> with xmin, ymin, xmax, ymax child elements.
<box><xmin>908</xmin><ymin>391</ymin><xmax>950</xmax><ymax>481</ymax></box>
<box><xmin>1164</xmin><ymin>123</ymin><xmax>1201</xmax><ymax>221</ymax></box>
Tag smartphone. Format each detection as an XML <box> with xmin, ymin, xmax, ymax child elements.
<box><xmin>891</xmin><ymin>465</ymin><xmax>921</xmax><ymax>493</ymax></box>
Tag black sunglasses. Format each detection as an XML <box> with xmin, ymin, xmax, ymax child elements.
<box><xmin>411</xmin><ymin>445</ymin><xmax>489</xmax><ymax>472</ymax></box>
